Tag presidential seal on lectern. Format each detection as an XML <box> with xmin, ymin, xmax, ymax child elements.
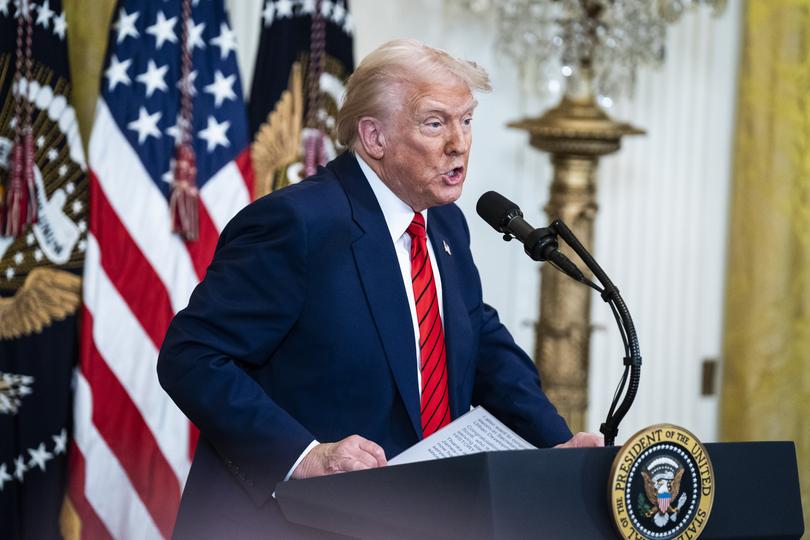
<box><xmin>609</xmin><ymin>424</ymin><xmax>715</xmax><ymax>540</ymax></box>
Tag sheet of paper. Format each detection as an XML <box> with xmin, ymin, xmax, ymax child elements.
<box><xmin>388</xmin><ymin>406</ymin><xmax>536</xmax><ymax>466</ymax></box>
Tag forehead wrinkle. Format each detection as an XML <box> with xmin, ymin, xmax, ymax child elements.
<box><xmin>412</xmin><ymin>96</ymin><xmax>478</xmax><ymax>119</ymax></box>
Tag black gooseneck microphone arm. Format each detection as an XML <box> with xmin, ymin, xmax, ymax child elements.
<box><xmin>547</xmin><ymin>220</ymin><xmax>641</xmax><ymax>447</ymax></box>
<box><xmin>476</xmin><ymin>190</ymin><xmax>641</xmax><ymax>445</ymax></box>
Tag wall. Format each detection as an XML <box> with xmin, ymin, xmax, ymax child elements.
<box><xmin>227</xmin><ymin>0</ymin><xmax>742</xmax><ymax>444</ymax></box>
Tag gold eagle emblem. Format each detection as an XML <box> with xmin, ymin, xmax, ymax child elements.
<box><xmin>0</xmin><ymin>267</ymin><xmax>81</xmax><ymax>339</ymax></box>
<box><xmin>251</xmin><ymin>62</ymin><xmax>304</xmax><ymax>198</ymax></box>
<box><xmin>642</xmin><ymin>466</ymin><xmax>684</xmax><ymax>517</ymax></box>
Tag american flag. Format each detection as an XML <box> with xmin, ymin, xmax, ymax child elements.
<box><xmin>64</xmin><ymin>1</ymin><xmax>252</xmax><ymax>538</ymax></box>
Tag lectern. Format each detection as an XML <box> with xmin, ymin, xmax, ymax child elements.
<box><xmin>275</xmin><ymin>442</ymin><xmax>804</xmax><ymax>539</ymax></box>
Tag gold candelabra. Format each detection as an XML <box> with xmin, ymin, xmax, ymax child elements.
<box><xmin>510</xmin><ymin>82</ymin><xmax>643</xmax><ymax>431</ymax></box>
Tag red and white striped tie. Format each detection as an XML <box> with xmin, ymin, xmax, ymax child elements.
<box><xmin>407</xmin><ymin>212</ymin><xmax>451</xmax><ymax>437</ymax></box>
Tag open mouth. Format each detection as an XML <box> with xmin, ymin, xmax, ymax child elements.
<box><xmin>443</xmin><ymin>166</ymin><xmax>465</xmax><ymax>183</ymax></box>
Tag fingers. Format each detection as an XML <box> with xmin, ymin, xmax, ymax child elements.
<box><xmin>582</xmin><ymin>433</ymin><xmax>605</xmax><ymax>447</ymax></box>
<box><xmin>554</xmin><ymin>432</ymin><xmax>605</xmax><ymax>448</ymax></box>
<box><xmin>336</xmin><ymin>435</ymin><xmax>386</xmax><ymax>470</ymax></box>
<box><xmin>358</xmin><ymin>438</ymin><xmax>388</xmax><ymax>467</ymax></box>
<box><xmin>340</xmin><ymin>451</ymin><xmax>378</xmax><ymax>471</ymax></box>
<box><xmin>292</xmin><ymin>435</ymin><xmax>388</xmax><ymax>479</ymax></box>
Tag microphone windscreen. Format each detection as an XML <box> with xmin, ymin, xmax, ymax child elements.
<box><xmin>476</xmin><ymin>191</ymin><xmax>520</xmax><ymax>232</ymax></box>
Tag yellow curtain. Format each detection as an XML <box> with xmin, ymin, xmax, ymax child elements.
<box><xmin>720</xmin><ymin>0</ymin><xmax>810</xmax><ymax>528</ymax></box>
<box><xmin>63</xmin><ymin>0</ymin><xmax>117</xmax><ymax>150</ymax></box>
<box><xmin>57</xmin><ymin>3</ymin><xmax>116</xmax><ymax>538</ymax></box>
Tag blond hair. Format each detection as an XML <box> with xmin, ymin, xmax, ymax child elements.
<box><xmin>336</xmin><ymin>39</ymin><xmax>492</xmax><ymax>148</ymax></box>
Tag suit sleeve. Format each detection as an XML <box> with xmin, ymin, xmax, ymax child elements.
<box><xmin>157</xmin><ymin>194</ymin><xmax>314</xmax><ymax>506</ymax></box>
<box><xmin>459</xmin><ymin>211</ymin><xmax>573</xmax><ymax>447</ymax></box>
<box><xmin>471</xmin><ymin>303</ymin><xmax>573</xmax><ymax>447</ymax></box>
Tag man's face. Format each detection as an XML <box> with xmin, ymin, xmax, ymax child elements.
<box><xmin>377</xmin><ymin>81</ymin><xmax>477</xmax><ymax>212</ymax></box>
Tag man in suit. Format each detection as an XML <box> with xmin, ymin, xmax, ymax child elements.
<box><xmin>158</xmin><ymin>39</ymin><xmax>601</xmax><ymax>538</ymax></box>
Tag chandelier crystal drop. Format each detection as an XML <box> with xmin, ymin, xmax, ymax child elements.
<box><xmin>455</xmin><ymin>0</ymin><xmax>726</xmax><ymax>100</ymax></box>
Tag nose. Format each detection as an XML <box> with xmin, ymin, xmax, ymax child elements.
<box><xmin>445</xmin><ymin>121</ymin><xmax>469</xmax><ymax>156</ymax></box>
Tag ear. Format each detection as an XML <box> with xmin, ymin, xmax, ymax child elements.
<box><xmin>356</xmin><ymin>116</ymin><xmax>386</xmax><ymax>160</ymax></box>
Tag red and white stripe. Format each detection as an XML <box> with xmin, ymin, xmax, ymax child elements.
<box><xmin>68</xmin><ymin>99</ymin><xmax>251</xmax><ymax>539</ymax></box>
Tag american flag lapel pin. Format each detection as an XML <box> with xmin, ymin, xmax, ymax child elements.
<box><xmin>443</xmin><ymin>240</ymin><xmax>452</xmax><ymax>255</ymax></box>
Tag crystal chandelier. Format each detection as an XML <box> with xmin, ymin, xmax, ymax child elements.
<box><xmin>456</xmin><ymin>0</ymin><xmax>727</xmax><ymax>102</ymax></box>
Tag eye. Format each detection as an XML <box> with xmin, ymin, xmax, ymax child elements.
<box><xmin>427</xmin><ymin>120</ymin><xmax>442</xmax><ymax>129</ymax></box>
<box><xmin>463</xmin><ymin>116</ymin><xmax>473</xmax><ymax>126</ymax></box>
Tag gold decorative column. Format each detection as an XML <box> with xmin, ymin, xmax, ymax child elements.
<box><xmin>510</xmin><ymin>93</ymin><xmax>642</xmax><ymax>432</ymax></box>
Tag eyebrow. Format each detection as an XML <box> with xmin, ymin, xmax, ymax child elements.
<box><xmin>420</xmin><ymin>100</ymin><xmax>479</xmax><ymax>117</ymax></box>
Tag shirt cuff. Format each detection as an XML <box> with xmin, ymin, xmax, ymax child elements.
<box><xmin>284</xmin><ymin>439</ymin><xmax>320</xmax><ymax>481</ymax></box>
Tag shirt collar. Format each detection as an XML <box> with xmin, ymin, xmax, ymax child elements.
<box><xmin>355</xmin><ymin>153</ymin><xmax>427</xmax><ymax>244</ymax></box>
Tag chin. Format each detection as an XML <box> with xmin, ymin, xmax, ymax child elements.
<box><xmin>435</xmin><ymin>185</ymin><xmax>464</xmax><ymax>207</ymax></box>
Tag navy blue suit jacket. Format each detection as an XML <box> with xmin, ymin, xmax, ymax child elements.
<box><xmin>157</xmin><ymin>152</ymin><xmax>571</xmax><ymax>538</ymax></box>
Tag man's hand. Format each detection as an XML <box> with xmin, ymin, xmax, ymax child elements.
<box><xmin>291</xmin><ymin>435</ymin><xmax>387</xmax><ymax>479</ymax></box>
<box><xmin>554</xmin><ymin>432</ymin><xmax>604</xmax><ymax>448</ymax></box>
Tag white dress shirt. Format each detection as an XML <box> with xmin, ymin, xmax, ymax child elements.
<box><xmin>283</xmin><ymin>153</ymin><xmax>445</xmax><ymax>481</ymax></box>
<box><xmin>356</xmin><ymin>153</ymin><xmax>445</xmax><ymax>394</ymax></box>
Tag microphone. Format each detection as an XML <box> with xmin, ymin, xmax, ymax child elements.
<box><xmin>476</xmin><ymin>191</ymin><xmax>585</xmax><ymax>282</ymax></box>
<box><xmin>478</xmin><ymin>191</ymin><xmax>642</xmax><ymax>446</ymax></box>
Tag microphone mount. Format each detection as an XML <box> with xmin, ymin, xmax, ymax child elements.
<box><xmin>547</xmin><ymin>219</ymin><xmax>642</xmax><ymax>447</ymax></box>
<box><xmin>478</xmin><ymin>191</ymin><xmax>641</xmax><ymax>447</ymax></box>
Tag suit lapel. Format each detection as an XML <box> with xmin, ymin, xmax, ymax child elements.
<box><xmin>331</xmin><ymin>153</ymin><xmax>422</xmax><ymax>439</ymax></box>
<box><xmin>427</xmin><ymin>209</ymin><xmax>474</xmax><ymax>420</ymax></box>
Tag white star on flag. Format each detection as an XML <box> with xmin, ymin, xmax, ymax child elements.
<box><xmin>166</xmin><ymin>115</ymin><xmax>186</xmax><ymax>144</ymax></box>
<box><xmin>53</xmin><ymin>11</ymin><xmax>67</xmax><ymax>39</ymax></box>
<box><xmin>105</xmin><ymin>55</ymin><xmax>132</xmax><ymax>91</ymax></box>
<box><xmin>128</xmin><ymin>107</ymin><xmax>162</xmax><ymax>144</ymax></box>
<box><xmin>199</xmin><ymin>115</ymin><xmax>230</xmax><ymax>151</ymax></box>
<box><xmin>136</xmin><ymin>59</ymin><xmax>169</xmax><ymax>97</ymax></box>
<box><xmin>0</xmin><ymin>0</ymin><xmax>9</xmax><ymax>16</ymax></box>
<box><xmin>332</xmin><ymin>1</ymin><xmax>346</xmax><ymax>24</ymax></box>
<box><xmin>36</xmin><ymin>0</ymin><xmax>54</xmax><ymax>28</ymax></box>
<box><xmin>321</xmin><ymin>0</ymin><xmax>333</xmax><ymax>18</ymax></box>
<box><xmin>204</xmin><ymin>70</ymin><xmax>236</xmax><ymax>107</ymax></box>
<box><xmin>301</xmin><ymin>0</ymin><xmax>316</xmax><ymax>15</ymax></box>
<box><xmin>27</xmin><ymin>443</ymin><xmax>54</xmax><ymax>472</ymax></box>
<box><xmin>114</xmin><ymin>8</ymin><xmax>140</xmax><ymax>44</ymax></box>
<box><xmin>262</xmin><ymin>1</ymin><xmax>275</xmax><ymax>26</ymax></box>
<box><xmin>146</xmin><ymin>10</ymin><xmax>178</xmax><ymax>50</ymax></box>
<box><xmin>47</xmin><ymin>148</ymin><xmax>59</xmax><ymax>161</ymax></box>
<box><xmin>176</xmin><ymin>69</ymin><xmax>199</xmax><ymax>97</ymax></box>
<box><xmin>187</xmin><ymin>19</ymin><xmax>206</xmax><ymax>51</ymax></box>
<box><xmin>342</xmin><ymin>12</ymin><xmax>354</xmax><ymax>34</ymax></box>
<box><xmin>13</xmin><ymin>455</ymin><xmax>26</xmax><ymax>481</ymax></box>
<box><xmin>210</xmin><ymin>22</ymin><xmax>237</xmax><ymax>60</ymax></box>
<box><xmin>276</xmin><ymin>0</ymin><xmax>294</xmax><ymax>18</ymax></box>
<box><xmin>13</xmin><ymin>0</ymin><xmax>32</xmax><ymax>17</ymax></box>
<box><xmin>161</xmin><ymin>158</ymin><xmax>177</xmax><ymax>184</ymax></box>
<box><xmin>53</xmin><ymin>429</ymin><xmax>68</xmax><ymax>455</ymax></box>
<box><xmin>0</xmin><ymin>463</ymin><xmax>11</xmax><ymax>490</ymax></box>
